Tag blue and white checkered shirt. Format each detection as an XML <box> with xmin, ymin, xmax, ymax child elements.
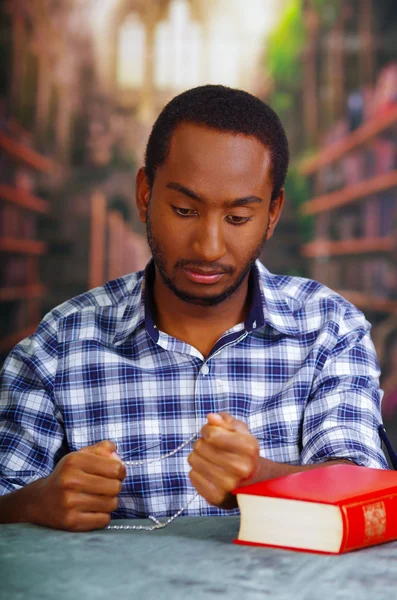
<box><xmin>0</xmin><ymin>260</ymin><xmax>388</xmax><ymax>517</ymax></box>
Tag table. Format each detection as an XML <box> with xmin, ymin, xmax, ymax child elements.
<box><xmin>0</xmin><ymin>516</ymin><xmax>396</xmax><ymax>600</ymax></box>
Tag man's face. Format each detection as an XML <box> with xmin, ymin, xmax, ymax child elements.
<box><xmin>137</xmin><ymin>123</ymin><xmax>284</xmax><ymax>307</ymax></box>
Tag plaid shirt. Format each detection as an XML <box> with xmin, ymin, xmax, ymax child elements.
<box><xmin>0</xmin><ymin>260</ymin><xmax>388</xmax><ymax>518</ymax></box>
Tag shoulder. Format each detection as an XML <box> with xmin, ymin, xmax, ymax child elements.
<box><xmin>1</xmin><ymin>271</ymin><xmax>145</xmax><ymax>385</ymax></box>
<box><xmin>256</xmin><ymin>261</ymin><xmax>368</xmax><ymax>336</ymax></box>
<box><xmin>34</xmin><ymin>270</ymin><xmax>145</xmax><ymax>346</ymax></box>
<box><xmin>51</xmin><ymin>270</ymin><xmax>143</xmax><ymax>319</ymax></box>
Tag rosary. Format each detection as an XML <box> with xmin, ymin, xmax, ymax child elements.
<box><xmin>107</xmin><ymin>432</ymin><xmax>200</xmax><ymax>531</ymax></box>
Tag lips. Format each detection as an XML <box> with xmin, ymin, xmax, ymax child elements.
<box><xmin>183</xmin><ymin>268</ymin><xmax>225</xmax><ymax>285</ymax></box>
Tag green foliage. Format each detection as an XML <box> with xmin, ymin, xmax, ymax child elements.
<box><xmin>285</xmin><ymin>167</ymin><xmax>309</xmax><ymax>207</ymax></box>
<box><xmin>269</xmin><ymin>90</ymin><xmax>294</xmax><ymax>116</ymax></box>
<box><xmin>264</xmin><ymin>0</ymin><xmax>341</xmax><ymax>246</ymax></box>
<box><xmin>266</xmin><ymin>0</ymin><xmax>339</xmax><ymax>93</ymax></box>
<box><xmin>312</xmin><ymin>0</ymin><xmax>340</xmax><ymax>28</ymax></box>
<box><xmin>266</xmin><ymin>0</ymin><xmax>306</xmax><ymax>88</ymax></box>
<box><xmin>284</xmin><ymin>167</ymin><xmax>313</xmax><ymax>243</ymax></box>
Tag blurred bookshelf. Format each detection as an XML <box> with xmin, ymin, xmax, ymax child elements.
<box><xmin>299</xmin><ymin>63</ymin><xmax>397</xmax><ymax>318</ymax></box>
<box><xmin>0</xmin><ymin>125</ymin><xmax>52</xmax><ymax>357</ymax></box>
<box><xmin>299</xmin><ymin>105</ymin><xmax>397</xmax><ymax>177</ymax></box>
<box><xmin>89</xmin><ymin>191</ymin><xmax>151</xmax><ymax>290</ymax></box>
<box><xmin>0</xmin><ymin>131</ymin><xmax>53</xmax><ymax>173</ymax></box>
<box><xmin>301</xmin><ymin>236</ymin><xmax>395</xmax><ymax>258</ymax></box>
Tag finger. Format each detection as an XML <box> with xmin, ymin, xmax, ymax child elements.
<box><xmin>189</xmin><ymin>468</ymin><xmax>226</xmax><ymax>507</ymax></box>
<box><xmin>69</xmin><ymin>472</ymin><xmax>124</xmax><ymax>496</ymax></box>
<box><xmin>206</xmin><ymin>413</ymin><xmax>227</xmax><ymax>427</ymax></box>
<box><xmin>79</xmin><ymin>440</ymin><xmax>117</xmax><ymax>458</ymax></box>
<box><xmin>74</xmin><ymin>453</ymin><xmax>126</xmax><ymax>481</ymax></box>
<box><xmin>192</xmin><ymin>438</ymin><xmax>255</xmax><ymax>480</ymax></box>
<box><xmin>68</xmin><ymin>492</ymin><xmax>119</xmax><ymax>514</ymax></box>
<box><xmin>206</xmin><ymin>413</ymin><xmax>249</xmax><ymax>434</ymax></box>
<box><xmin>63</xmin><ymin>512</ymin><xmax>112</xmax><ymax>532</ymax></box>
<box><xmin>200</xmin><ymin>425</ymin><xmax>256</xmax><ymax>454</ymax></box>
<box><xmin>188</xmin><ymin>450</ymin><xmax>239</xmax><ymax>494</ymax></box>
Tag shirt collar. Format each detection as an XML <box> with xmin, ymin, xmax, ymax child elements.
<box><xmin>112</xmin><ymin>268</ymin><xmax>148</xmax><ymax>347</ymax></box>
<box><xmin>252</xmin><ymin>260</ymin><xmax>300</xmax><ymax>336</ymax></box>
<box><xmin>113</xmin><ymin>259</ymin><xmax>300</xmax><ymax>347</ymax></box>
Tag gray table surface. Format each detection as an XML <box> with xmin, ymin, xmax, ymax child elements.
<box><xmin>0</xmin><ymin>516</ymin><xmax>396</xmax><ymax>600</ymax></box>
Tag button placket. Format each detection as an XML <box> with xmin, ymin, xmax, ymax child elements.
<box><xmin>201</xmin><ymin>364</ymin><xmax>209</xmax><ymax>376</ymax></box>
<box><xmin>195</xmin><ymin>360</ymin><xmax>213</xmax><ymax>514</ymax></box>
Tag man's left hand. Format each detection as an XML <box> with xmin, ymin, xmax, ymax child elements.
<box><xmin>188</xmin><ymin>412</ymin><xmax>260</xmax><ymax>508</ymax></box>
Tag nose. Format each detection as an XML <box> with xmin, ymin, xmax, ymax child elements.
<box><xmin>192</xmin><ymin>216</ymin><xmax>227</xmax><ymax>263</ymax></box>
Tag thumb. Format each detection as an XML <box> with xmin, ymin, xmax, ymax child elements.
<box><xmin>206</xmin><ymin>413</ymin><xmax>226</xmax><ymax>427</ymax></box>
<box><xmin>80</xmin><ymin>440</ymin><xmax>120</xmax><ymax>460</ymax></box>
<box><xmin>206</xmin><ymin>412</ymin><xmax>249</xmax><ymax>434</ymax></box>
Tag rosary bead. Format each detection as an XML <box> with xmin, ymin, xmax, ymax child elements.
<box><xmin>107</xmin><ymin>432</ymin><xmax>199</xmax><ymax>531</ymax></box>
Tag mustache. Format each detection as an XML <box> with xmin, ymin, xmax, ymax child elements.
<box><xmin>175</xmin><ymin>259</ymin><xmax>234</xmax><ymax>274</ymax></box>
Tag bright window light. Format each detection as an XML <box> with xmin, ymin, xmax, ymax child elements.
<box><xmin>155</xmin><ymin>0</ymin><xmax>202</xmax><ymax>90</ymax></box>
<box><xmin>117</xmin><ymin>13</ymin><xmax>146</xmax><ymax>89</ymax></box>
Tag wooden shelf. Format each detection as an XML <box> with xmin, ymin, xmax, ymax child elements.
<box><xmin>301</xmin><ymin>169</ymin><xmax>397</xmax><ymax>216</ymax></box>
<box><xmin>0</xmin><ymin>131</ymin><xmax>55</xmax><ymax>173</ymax></box>
<box><xmin>299</xmin><ymin>104</ymin><xmax>397</xmax><ymax>176</ymax></box>
<box><xmin>0</xmin><ymin>284</ymin><xmax>45</xmax><ymax>302</ymax></box>
<box><xmin>337</xmin><ymin>290</ymin><xmax>397</xmax><ymax>313</ymax></box>
<box><xmin>0</xmin><ymin>238</ymin><xmax>47</xmax><ymax>255</ymax></box>
<box><xmin>0</xmin><ymin>324</ymin><xmax>36</xmax><ymax>354</ymax></box>
<box><xmin>0</xmin><ymin>184</ymin><xmax>50</xmax><ymax>213</ymax></box>
<box><xmin>302</xmin><ymin>236</ymin><xmax>396</xmax><ymax>258</ymax></box>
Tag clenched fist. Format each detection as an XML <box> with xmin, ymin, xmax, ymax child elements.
<box><xmin>29</xmin><ymin>440</ymin><xmax>126</xmax><ymax>531</ymax></box>
<box><xmin>188</xmin><ymin>412</ymin><xmax>260</xmax><ymax>509</ymax></box>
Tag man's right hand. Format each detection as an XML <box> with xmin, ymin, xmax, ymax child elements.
<box><xmin>0</xmin><ymin>441</ymin><xmax>126</xmax><ymax>531</ymax></box>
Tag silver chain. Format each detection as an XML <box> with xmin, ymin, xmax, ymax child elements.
<box><xmin>122</xmin><ymin>432</ymin><xmax>199</xmax><ymax>467</ymax></box>
<box><xmin>107</xmin><ymin>432</ymin><xmax>199</xmax><ymax>531</ymax></box>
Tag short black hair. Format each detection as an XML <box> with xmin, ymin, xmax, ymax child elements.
<box><xmin>144</xmin><ymin>84</ymin><xmax>289</xmax><ymax>201</ymax></box>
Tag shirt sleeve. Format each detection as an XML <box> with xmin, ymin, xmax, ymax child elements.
<box><xmin>300</xmin><ymin>304</ymin><xmax>388</xmax><ymax>470</ymax></box>
<box><xmin>0</xmin><ymin>314</ymin><xmax>66</xmax><ymax>495</ymax></box>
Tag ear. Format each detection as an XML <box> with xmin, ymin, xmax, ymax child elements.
<box><xmin>266</xmin><ymin>188</ymin><xmax>285</xmax><ymax>241</ymax></box>
<box><xmin>135</xmin><ymin>167</ymin><xmax>151</xmax><ymax>224</ymax></box>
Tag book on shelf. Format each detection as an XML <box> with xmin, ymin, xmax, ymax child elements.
<box><xmin>337</xmin><ymin>208</ymin><xmax>361</xmax><ymax>240</ymax></box>
<box><xmin>233</xmin><ymin>464</ymin><xmax>397</xmax><ymax>555</ymax></box>
<box><xmin>0</xmin><ymin>203</ymin><xmax>37</xmax><ymax>239</ymax></box>
<box><xmin>342</xmin><ymin>150</ymin><xmax>365</xmax><ymax>186</ymax></box>
<box><xmin>362</xmin><ymin>196</ymin><xmax>381</xmax><ymax>238</ymax></box>
<box><xmin>311</xmin><ymin>259</ymin><xmax>340</xmax><ymax>291</ymax></box>
<box><xmin>0</xmin><ymin>255</ymin><xmax>28</xmax><ymax>287</ymax></box>
<box><xmin>370</xmin><ymin>138</ymin><xmax>396</xmax><ymax>176</ymax></box>
<box><xmin>0</xmin><ymin>203</ymin><xmax>19</xmax><ymax>237</ymax></box>
<box><xmin>371</xmin><ymin>63</ymin><xmax>397</xmax><ymax>117</ymax></box>
<box><xmin>313</xmin><ymin>213</ymin><xmax>330</xmax><ymax>240</ymax></box>
<box><xmin>347</xmin><ymin>91</ymin><xmax>365</xmax><ymax>132</ymax></box>
<box><xmin>0</xmin><ymin>300</ymin><xmax>29</xmax><ymax>340</ymax></box>
<box><xmin>379</xmin><ymin>192</ymin><xmax>397</xmax><ymax>236</ymax></box>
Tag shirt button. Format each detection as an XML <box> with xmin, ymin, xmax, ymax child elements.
<box><xmin>201</xmin><ymin>365</ymin><xmax>209</xmax><ymax>375</ymax></box>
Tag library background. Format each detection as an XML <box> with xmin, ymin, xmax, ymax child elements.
<box><xmin>1</xmin><ymin>1</ymin><xmax>397</xmax><ymax>438</ymax></box>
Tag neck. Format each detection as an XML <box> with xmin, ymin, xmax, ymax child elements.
<box><xmin>151</xmin><ymin>267</ymin><xmax>251</xmax><ymax>354</ymax></box>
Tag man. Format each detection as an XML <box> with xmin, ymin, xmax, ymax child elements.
<box><xmin>0</xmin><ymin>85</ymin><xmax>388</xmax><ymax>531</ymax></box>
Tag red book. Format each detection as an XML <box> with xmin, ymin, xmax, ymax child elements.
<box><xmin>232</xmin><ymin>465</ymin><xmax>397</xmax><ymax>554</ymax></box>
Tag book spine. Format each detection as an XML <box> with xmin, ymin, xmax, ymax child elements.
<box><xmin>340</xmin><ymin>493</ymin><xmax>397</xmax><ymax>552</ymax></box>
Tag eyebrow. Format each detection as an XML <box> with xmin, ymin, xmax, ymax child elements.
<box><xmin>166</xmin><ymin>182</ymin><xmax>263</xmax><ymax>207</ymax></box>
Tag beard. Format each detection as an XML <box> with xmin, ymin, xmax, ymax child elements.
<box><xmin>146</xmin><ymin>204</ymin><xmax>269</xmax><ymax>307</ymax></box>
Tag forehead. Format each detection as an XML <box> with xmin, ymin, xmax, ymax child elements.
<box><xmin>160</xmin><ymin>123</ymin><xmax>272</xmax><ymax>190</ymax></box>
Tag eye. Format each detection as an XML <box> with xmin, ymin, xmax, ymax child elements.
<box><xmin>172</xmin><ymin>206</ymin><xmax>197</xmax><ymax>217</ymax></box>
<box><xmin>226</xmin><ymin>215</ymin><xmax>252</xmax><ymax>225</ymax></box>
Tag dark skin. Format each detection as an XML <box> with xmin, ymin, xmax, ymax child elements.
<box><xmin>0</xmin><ymin>123</ymin><xmax>350</xmax><ymax>529</ymax></box>
<box><xmin>137</xmin><ymin>124</ymin><xmax>281</xmax><ymax>356</ymax></box>
<box><xmin>137</xmin><ymin>123</ymin><xmax>351</xmax><ymax>511</ymax></box>
<box><xmin>0</xmin><ymin>440</ymin><xmax>126</xmax><ymax>530</ymax></box>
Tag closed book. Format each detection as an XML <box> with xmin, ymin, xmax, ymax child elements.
<box><xmin>233</xmin><ymin>464</ymin><xmax>397</xmax><ymax>554</ymax></box>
